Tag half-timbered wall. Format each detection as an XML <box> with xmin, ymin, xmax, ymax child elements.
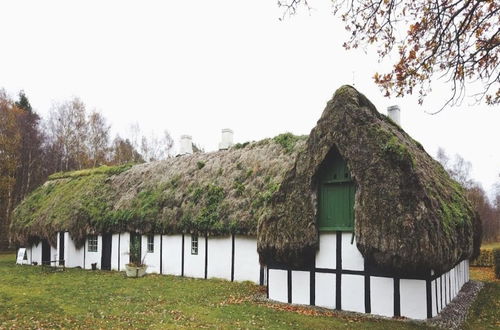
<box><xmin>20</xmin><ymin>232</ymin><xmax>265</xmax><ymax>286</ymax></box>
<box><xmin>267</xmin><ymin>232</ymin><xmax>470</xmax><ymax>320</ymax></box>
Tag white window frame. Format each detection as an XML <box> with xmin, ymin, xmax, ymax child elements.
<box><xmin>88</xmin><ymin>235</ymin><xmax>98</xmax><ymax>252</ymax></box>
<box><xmin>191</xmin><ymin>235</ymin><xmax>198</xmax><ymax>255</ymax></box>
<box><xmin>147</xmin><ymin>235</ymin><xmax>154</xmax><ymax>253</ymax></box>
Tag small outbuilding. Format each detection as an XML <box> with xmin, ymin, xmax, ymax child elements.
<box><xmin>11</xmin><ymin>86</ymin><xmax>480</xmax><ymax>320</ymax></box>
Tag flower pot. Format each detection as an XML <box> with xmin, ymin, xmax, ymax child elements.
<box><xmin>125</xmin><ymin>264</ymin><xmax>147</xmax><ymax>278</ymax></box>
<box><xmin>91</xmin><ymin>263</ymin><xmax>97</xmax><ymax>271</ymax></box>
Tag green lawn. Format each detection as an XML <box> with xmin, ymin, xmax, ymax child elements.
<box><xmin>0</xmin><ymin>254</ymin><xmax>496</xmax><ymax>329</ymax></box>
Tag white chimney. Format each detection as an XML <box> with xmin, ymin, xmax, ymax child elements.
<box><xmin>218</xmin><ymin>128</ymin><xmax>234</xmax><ymax>150</ymax></box>
<box><xmin>387</xmin><ymin>105</ymin><xmax>401</xmax><ymax>126</ymax></box>
<box><xmin>179</xmin><ymin>135</ymin><xmax>193</xmax><ymax>155</ymax></box>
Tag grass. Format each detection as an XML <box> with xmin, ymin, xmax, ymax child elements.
<box><xmin>0</xmin><ymin>254</ymin><xmax>498</xmax><ymax>329</ymax></box>
<box><xmin>0</xmin><ymin>254</ymin><xmax>428</xmax><ymax>329</ymax></box>
<box><xmin>465</xmin><ymin>267</ymin><xmax>500</xmax><ymax>329</ymax></box>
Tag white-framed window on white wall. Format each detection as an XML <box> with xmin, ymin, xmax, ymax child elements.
<box><xmin>191</xmin><ymin>235</ymin><xmax>198</xmax><ymax>255</ymax></box>
<box><xmin>88</xmin><ymin>235</ymin><xmax>98</xmax><ymax>252</ymax></box>
<box><xmin>147</xmin><ymin>235</ymin><xmax>154</xmax><ymax>253</ymax></box>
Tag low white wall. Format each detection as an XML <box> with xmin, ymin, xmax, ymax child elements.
<box><xmin>163</xmin><ymin>234</ymin><xmax>183</xmax><ymax>276</ymax></box>
<box><xmin>370</xmin><ymin>276</ymin><xmax>394</xmax><ymax>317</ymax></box>
<box><xmin>110</xmin><ymin>233</ymin><xmax>131</xmax><ymax>271</ymax></box>
<box><xmin>84</xmin><ymin>235</ymin><xmax>102</xmax><ymax>269</ymax></box>
<box><xmin>31</xmin><ymin>242</ymin><xmax>41</xmax><ymax>265</ymax></box>
<box><xmin>341</xmin><ymin>274</ymin><xmax>364</xmax><ymax>313</ymax></box>
<box><xmin>268</xmin><ymin>269</ymin><xmax>288</xmax><ymax>303</ymax></box>
<box><xmin>432</xmin><ymin>260</ymin><xmax>469</xmax><ymax>316</ymax></box>
<box><xmin>291</xmin><ymin>271</ymin><xmax>310</xmax><ymax>305</ymax></box>
<box><xmin>142</xmin><ymin>234</ymin><xmax>161</xmax><ymax>274</ymax></box>
<box><xmin>207</xmin><ymin>236</ymin><xmax>232</xmax><ymax>280</ymax></box>
<box><xmin>233</xmin><ymin>235</ymin><xmax>260</xmax><ymax>283</ymax></box>
<box><xmin>341</xmin><ymin>233</ymin><xmax>364</xmax><ymax>271</ymax></box>
<box><xmin>400</xmin><ymin>279</ymin><xmax>427</xmax><ymax>319</ymax></box>
<box><xmin>315</xmin><ymin>273</ymin><xmax>336</xmax><ymax>309</ymax></box>
<box><xmin>50</xmin><ymin>244</ymin><xmax>58</xmax><ymax>263</ymax></box>
<box><xmin>316</xmin><ymin>232</ymin><xmax>336</xmax><ymax>269</ymax></box>
<box><xmin>65</xmin><ymin>233</ymin><xmax>84</xmax><ymax>268</ymax></box>
<box><xmin>184</xmin><ymin>235</ymin><xmax>206</xmax><ymax>278</ymax></box>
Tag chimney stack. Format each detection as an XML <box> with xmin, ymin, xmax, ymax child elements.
<box><xmin>179</xmin><ymin>135</ymin><xmax>193</xmax><ymax>155</ymax></box>
<box><xmin>387</xmin><ymin>105</ymin><xmax>401</xmax><ymax>126</ymax></box>
<box><xmin>218</xmin><ymin>128</ymin><xmax>234</xmax><ymax>150</ymax></box>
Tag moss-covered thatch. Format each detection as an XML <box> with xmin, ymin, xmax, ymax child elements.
<box><xmin>10</xmin><ymin>135</ymin><xmax>306</xmax><ymax>248</ymax></box>
<box><xmin>257</xmin><ymin>85</ymin><xmax>481</xmax><ymax>275</ymax></box>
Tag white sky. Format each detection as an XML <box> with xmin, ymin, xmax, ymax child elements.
<box><xmin>0</xmin><ymin>0</ymin><xmax>499</xmax><ymax>196</ymax></box>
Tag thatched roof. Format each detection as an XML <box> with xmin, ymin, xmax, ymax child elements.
<box><xmin>10</xmin><ymin>134</ymin><xmax>306</xmax><ymax>248</ymax></box>
<box><xmin>257</xmin><ymin>85</ymin><xmax>481</xmax><ymax>275</ymax></box>
<box><xmin>11</xmin><ymin>85</ymin><xmax>480</xmax><ymax>276</ymax></box>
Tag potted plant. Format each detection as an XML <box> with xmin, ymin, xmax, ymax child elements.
<box><xmin>125</xmin><ymin>237</ymin><xmax>148</xmax><ymax>277</ymax></box>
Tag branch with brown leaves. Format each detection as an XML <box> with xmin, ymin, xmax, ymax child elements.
<box><xmin>280</xmin><ymin>0</ymin><xmax>500</xmax><ymax>111</ymax></box>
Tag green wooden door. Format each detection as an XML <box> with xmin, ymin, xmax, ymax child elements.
<box><xmin>317</xmin><ymin>149</ymin><xmax>355</xmax><ymax>231</ymax></box>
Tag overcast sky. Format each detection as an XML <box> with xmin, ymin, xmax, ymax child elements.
<box><xmin>1</xmin><ymin>0</ymin><xmax>499</xmax><ymax>197</ymax></box>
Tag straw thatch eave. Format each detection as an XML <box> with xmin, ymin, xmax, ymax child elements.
<box><xmin>257</xmin><ymin>85</ymin><xmax>481</xmax><ymax>275</ymax></box>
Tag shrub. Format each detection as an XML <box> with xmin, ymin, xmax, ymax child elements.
<box><xmin>471</xmin><ymin>248</ymin><xmax>494</xmax><ymax>267</ymax></box>
<box><xmin>493</xmin><ymin>248</ymin><xmax>500</xmax><ymax>279</ymax></box>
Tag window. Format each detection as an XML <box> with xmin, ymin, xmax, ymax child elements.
<box><xmin>191</xmin><ymin>235</ymin><xmax>198</xmax><ymax>255</ymax></box>
<box><xmin>147</xmin><ymin>235</ymin><xmax>154</xmax><ymax>253</ymax></box>
<box><xmin>88</xmin><ymin>235</ymin><xmax>98</xmax><ymax>252</ymax></box>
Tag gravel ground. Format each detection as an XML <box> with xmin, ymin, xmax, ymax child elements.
<box><xmin>427</xmin><ymin>280</ymin><xmax>484</xmax><ymax>329</ymax></box>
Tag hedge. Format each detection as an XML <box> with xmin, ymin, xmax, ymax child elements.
<box><xmin>493</xmin><ymin>248</ymin><xmax>500</xmax><ymax>279</ymax></box>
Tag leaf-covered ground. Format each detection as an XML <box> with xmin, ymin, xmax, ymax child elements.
<box><xmin>0</xmin><ymin>253</ymin><xmax>497</xmax><ymax>329</ymax></box>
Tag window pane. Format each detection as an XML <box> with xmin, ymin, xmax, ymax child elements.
<box><xmin>191</xmin><ymin>235</ymin><xmax>198</xmax><ymax>255</ymax></box>
<box><xmin>147</xmin><ymin>235</ymin><xmax>154</xmax><ymax>253</ymax></box>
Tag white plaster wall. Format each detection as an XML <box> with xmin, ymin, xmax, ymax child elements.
<box><xmin>84</xmin><ymin>235</ymin><xmax>102</xmax><ymax>270</ymax></box>
<box><xmin>56</xmin><ymin>232</ymin><xmax>61</xmax><ymax>261</ymax></box>
<box><xmin>119</xmin><ymin>232</ymin><xmax>130</xmax><ymax>270</ymax></box>
<box><xmin>400</xmin><ymin>279</ymin><xmax>427</xmax><ymax>319</ymax></box>
<box><xmin>31</xmin><ymin>242</ymin><xmax>42</xmax><ymax>265</ymax></box>
<box><xmin>233</xmin><ymin>235</ymin><xmax>260</xmax><ymax>283</ymax></box>
<box><xmin>184</xmin><ymin>235</ymin><xmax>206</xmax><ymax>278</ymax></box>
<box><xmin>291</xmin><ymin>271</ymin><xmax>310</xmax><ymax>305</ymax></box>
<box><xmin>65</xmin><ymin>233</ymin><xmax>84</xmax><ymax>268</ymax></box>
<box><xmin>19</xmin><ymin>247</ymin><xmax>31</xmax><ymax>265</ymax></box>
<box><xmin>316</xmin><ymin>233</ymin><xmax>336</xmax><ymax>269</ymax></box>
<box><xmin>50</xmin><ymin>244</ymin><xmax>57</xmax><ymax>264</ymax></box>
<box><xmin>315</xmin><ymin>273</ymin><xmax>335</xmax><ymax>309</ymax></box>
<box><xmin>111</xmin><ymin>234</ymin><xmax>119</xmax><ymax>270</ymax></box>
<box><xmin>370</xmin><ymin>276</ymin><xmax>394</xmax><ymax>317</ymax></box>
<box><xmin>445</xmin><ymin>272</ymin><xmax>450</xmax><ymax>305</ymax></box>
<box><xmin>207</xmin><ymin>236</ymin><xmax>231</xmax><ymax>280</ymax></box>
<box><xmin>163</xmin><ymin>234</ymin><xmax>182</xmax><ymax>276</ymax></box>
<box><xmin>268</xmin><ymin>269</ymin><xmax>288</xmax><ymax>303</ymax></box>
<box><xmin>341</xmin><ymin>233</ymin><xmax>364</xmax><ymax>271</ymax></box>
<box><xmin>342</xmin><ymin>274</ymin><xmax>365</xmax><ymax>313</ymax></box>
<box><xmin>435</xmin><ymin>278</ymin><xmax>442</xmax><ymax>314</ymax></box>
<box><xmin>142</xmin><ymin>234</ymin><xmax>161</xmax><ymax>274</ymax></box>
<box><xmin>431</xmin><ymin>280</ymin><xmax>437</xmax><ymax>317</ymax></box>
<box><xmin>16</xmin><ymin>248</ymin><xmax>29</xmax><ymax>265</ymax></box>
<box><xmin>450</xmin><ymin>269</ymin><xmax>456</xmax><ymax>299</ymax></box>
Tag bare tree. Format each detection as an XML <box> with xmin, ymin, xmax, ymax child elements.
<box><xmin>47</xmin><ymin>97</ymin><xmax>89</xmax><ymax>171</ymax></box>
